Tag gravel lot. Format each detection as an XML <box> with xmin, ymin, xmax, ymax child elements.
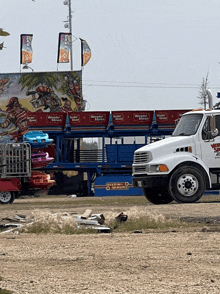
<box><xmin>1</xmin><ymin>195</ymin><xmax>220</xmax><ymax>294</ymax></box>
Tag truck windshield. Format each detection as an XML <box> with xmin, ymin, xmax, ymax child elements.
<box><xmin>172</xmin><ymin>113</ymin><xmax>203</xmax><ymax>136</ymax></box>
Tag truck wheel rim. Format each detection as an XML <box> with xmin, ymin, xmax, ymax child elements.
<box><xmin>177</xmin><ymin>174</ymin><xmax>198</xmax><ymax>197</ymax></box>
<box><xmin>0</xmin><ymin>192</ymin><xmax>11</xmax><ymax>203</ymax></box>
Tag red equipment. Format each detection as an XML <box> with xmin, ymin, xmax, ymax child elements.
<box><xmin>28</xmin><ymin>171</ymin><xmax>55</xmax><ymax>189</ymax></box>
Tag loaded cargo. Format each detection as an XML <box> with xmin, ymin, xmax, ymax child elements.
<box><xmin>0</xmin><ymin>71</ymin><xmax>191</xmax><ymax>203</ymax></box>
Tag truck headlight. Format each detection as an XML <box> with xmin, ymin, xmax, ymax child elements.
<box><xmin>148</xmin><ymin>164</ymin><xmax>168</xmax><ymax>172</ymax></box>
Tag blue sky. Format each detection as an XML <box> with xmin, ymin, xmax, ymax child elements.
<box><xmin>1</xmin><ymin>0</ymin><xmax>220</xmax><ymax>111</ymax></box>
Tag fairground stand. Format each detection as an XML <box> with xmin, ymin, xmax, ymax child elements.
<box><xmin>27</xmin><ymin>109</ymin><xmax>190</xmax><ymax>196</ymax></box>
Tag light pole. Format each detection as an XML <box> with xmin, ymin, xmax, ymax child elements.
<box><xmin>63</xmin><ymin>0</ymin><xmax>73</xmax><ymax>71</ymax></box>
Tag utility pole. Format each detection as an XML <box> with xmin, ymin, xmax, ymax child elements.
<box><xmin>63</xmin><ymin>0</ymin><xmax>73</xmax><ymax>71</ymax></box>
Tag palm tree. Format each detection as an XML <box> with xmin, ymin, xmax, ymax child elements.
<box><xmin>19</xmin><ymin>72</ymin><xmax>60</xmax><ymax>92</ymax></box>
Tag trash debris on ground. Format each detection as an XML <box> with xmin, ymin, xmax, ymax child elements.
<box><xmin>0</xmin><ymin>223</ymin><xmax>23</xmax><ymax>234</ymax></box>
<box><xmin>2</xmin><ymin>214</ymin><xmax>27</xmax><ymax>223</ymax></box>
<box><xmin>114</xmin><ymin>212</ymin><xmax>128</xmax><ymax>229</ymax></box>
<box><xmin>0</xmin><ymin>210</ymin><xmax>128</xmax><ymax>234</ymax></box>
<box><xmin>115</xmin><ymin>212</ymin><xmax>128</xmax><ymax>223</ymax></box>
<box><xmin>81</xmin><ymin>209</ymin><xmax>93</xmax><ymax>219</ymax></box>
<box><xmin>76</xmin><ymin>209</ymin><xmax>111</xmax><ymax>233</ymax></box>
<box><xmin>68</xmin><ymin>194</ymin><xmax>77</xmax><ymax>198</ymax></box>
<box><xmin>0</xmin><ymin>214</ymin><xmax>34</xmax><ymax>234</ymax></box>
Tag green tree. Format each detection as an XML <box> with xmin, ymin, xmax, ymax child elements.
<box><xmin>19</xmin><ymin>72</ymin><xmax>60</xmax><ymax>92</ymax></box>
<box><xmin>83</xmin><ymin>140</ymin><xmax>98</xmax><ymax>150</ymax></box>
<box><xmin>198</xmin><ymin>73</ymin><xmax>209</xmax><ymax>110</ymax></box>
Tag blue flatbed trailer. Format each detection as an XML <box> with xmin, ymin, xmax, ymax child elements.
<box><xmin>26</xmin><ymin>109</ymin><xmax>190</xmax><ymax>196</ymax></box>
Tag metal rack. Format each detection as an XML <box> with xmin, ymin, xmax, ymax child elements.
<box><xmin>0</xmin><ymin>143</ymin><xmax>31</xmax><ymax>178</ymax></box>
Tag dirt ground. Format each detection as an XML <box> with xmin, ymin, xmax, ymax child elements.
<box><xmin>1</xmin><ymin>196</ymin><xmax>220</xmax><ymax>294</ymax></box>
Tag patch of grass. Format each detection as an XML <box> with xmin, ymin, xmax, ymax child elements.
<box><xmin>21</xmin><ymin>214</ymin><xmax>204</xmax><ymax>235</ymax></box>
<box><xmin>107</xmin><ymin>216</ymin><xmax>204</xmax><ymax>233</ymax></box>
<box><xmin>0</xmin><ymin>196</ymin><xmax>150</xmax><ymax>212</ymax></box>
<box><xmin>22</xmin><ymin>221</ymin><xmax>98</xmax><ymax>235</ymax></box>
<box><xmin>53</xmin><ymin>223</ymin><xmax>98</xmax><ymax>234</ymax></box>
<box><xmin>0</xmin><ymin>277</ymin><xmax>13</xmax><ymax>294</ymax></box>
<box><xmin>23</xmin><ymin>222</ymin><xmax>52</xmax><ymax>234</ymax></box>
<box><xmin>0</xmin><ymin>290</ymin><xmax>13</xmax><ymax>294</ymax></box>
<box><xmin>3</xmin><ymin>194</ymin><xmax>220</xmax><ymax>213</ymax></box>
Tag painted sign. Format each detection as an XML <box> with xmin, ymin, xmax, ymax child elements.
<box><xmin>0</xmin><ymin>71</ymin><xmax>83</xmax><ymax>141</ymax></box>
<box><xmin>112</xmin><ymin>111</ymin><xmax>154</xmax><ymax>125</ymax></box>
<box><xmin>211</xmin><ymin>143</ymin><xmax>220</xmax><ymax>157</ymax></box>
<box><xmin>155</xmin><ymin>110</ymin><xmax>191</xmax><ymax>125</ymax></box>
<box><xmin>94</xmin><ymin>175</ymin><xmax>143</xmax><ymax>196</ymax></box>
<box><xmin>69</xmin><ymin>111</ymin><xmax>110</xmax><ymax>126</ymax></box>
<box><xmin>27</xmin><ymin>112</ymin><xmax>67</xmax><ymax>127</ymax></box>
<box><xmin>106</xmin><ymin>182</ymin><xmax>129</xmax><ymax>190</ymax></box>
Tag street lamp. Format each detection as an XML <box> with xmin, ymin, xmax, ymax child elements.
<box><xmin>22</xmin><ymin>65</ymin><xmax>34</xmax><ymax>71</ymax></box>
<box><xmin>63</xmin><ymin>0</ymin><xmax>73</xmax><ymax>70</ymax></box>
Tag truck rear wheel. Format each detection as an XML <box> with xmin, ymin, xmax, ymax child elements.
<box><xmin>143</xmin><ymin>187</ymin><xmax>173</xmax><ymax>204</ymax></box>
<box><xmin>169</xmin><ymin>166</ymin><xmax>205</xmax><ymax>203</ymax></box>
<box><xmin>0</xmin><ymin>192</ymin><xmax>15</xmax><ymax>204</ymax></box>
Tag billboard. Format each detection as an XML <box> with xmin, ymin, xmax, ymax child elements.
<box><xmin>0</xmin><ymin>71</ymin><xmax>83</xmax><ymax>141</ymax></box>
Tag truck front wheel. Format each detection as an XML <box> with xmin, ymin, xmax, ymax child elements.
<box><xmin>0</xmin><ymin>192</ymin><xmax>15</xmax><ymax>204</ymax></box>
<box><xmin>143</xmin><ymin>187</ymin><xmax>173</xmax><ymax>204</ymax></box>
<box><xmin>169</xmin><ymin>166</ymin><xmax>205</xmax><ymax>203</ymax></box>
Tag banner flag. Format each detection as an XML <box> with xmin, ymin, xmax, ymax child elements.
<box><xmin>57</xmin><ymin>33</ymin><xmax>71</xmax><ymax>63</ymax></box>
<box><xmin>80</xmin><ymin>38</ymin><xmax>91</xmax><ymax>66</ymax></box>
<box><xmin>0</xmin><ymin>42</ymin><xmax>5</xmax><ymax>50</ymax></box>
<box><xmin>0</xmin><ymin>29</ymin><xmax>10</xmax><ymax>36</ymax></box>
<box><xmin>20</xmin><ymin>34</ymin><xmax>33</xmax><ymax>64</ymax></box>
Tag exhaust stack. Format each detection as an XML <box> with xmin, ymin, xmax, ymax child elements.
<box><xmin>206</xmin><ymin>89</ymin><xmax>213</xmax><ymax>110</ymax></box>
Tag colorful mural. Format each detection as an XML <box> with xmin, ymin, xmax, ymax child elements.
<box><xmin>0</xmin><ymin>70</ymin><xmax>83</xmax><ymax>141</ymax></box>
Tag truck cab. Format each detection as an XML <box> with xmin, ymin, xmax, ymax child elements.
<box><xmin>132</xmin><ymin>109</ymin><xmax>220</xmax><ymax>204</ymax></box>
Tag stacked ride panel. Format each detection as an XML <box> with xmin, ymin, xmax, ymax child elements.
<box><xmin>23</xmin><ymin>131</ymin><xmax>55</xmax><ymax>190</ymax></box>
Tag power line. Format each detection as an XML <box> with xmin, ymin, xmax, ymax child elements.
<box><xmin>85</xmin><ymin>80</ymin><xmax>199</xmax><ymax>86</ymax></box>
<box><xmin>83</xmin><ymin>81</ymin><xmax>220</xmax><ymax>90</ymax></box>
<box><xmin>83</xmin><ymin>84</ymin><xmax>196</xmax><ymax>89</ymax></box>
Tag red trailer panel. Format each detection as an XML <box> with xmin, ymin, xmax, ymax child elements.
<box><xmin>112</xmin><ymin>111</ymin><xmax>154</xmax><ymax>126</ymax></box>
<box><xmin>27</xmin><ymin>112</ymin><xmax>67</xmax><ymax>127</ymax></box>
<box><xmin>69</xmin><ymin>111</ymin><xmax>110</xmax><ymax>127</ymax></box>
<box><xmin>0</xmin><ymin>178</ymin><xmax>21</xmax><ymax>191</ymax></box>
<box><xmin>155</xmin><ymin>110</ymin><xmax>191</xmax><ymax>125</ymax></box>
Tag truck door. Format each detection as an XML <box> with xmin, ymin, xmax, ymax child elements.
<box><xmin>201</xmin><ymin>115</ymin><xmax>220</xmax><ymax>168</ymax></box>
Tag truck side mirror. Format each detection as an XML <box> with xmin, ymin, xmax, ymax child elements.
<box><xmin>210</xmin><ymin>116</ymin><xmax>219</xmax><ymax>138</ymax></box>
<box><xmin>202</xmin><ymin>116</ymin><xmax>219</xmax><ymax>140</ymax></box>
<box><xmin>211</xmin><ymin>128</ymin><xmax>218</xmax><ymax>137</ymax></box>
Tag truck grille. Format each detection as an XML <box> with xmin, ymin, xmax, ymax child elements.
<box><xmin>133</xmin><ymin>151</ymin><xmax>152</xmax><ymax>164</ymax></box>
<box><xmin>133</xmin><ymin>166</ymin><xmax>147</xmax><ymax>173</ymax></box>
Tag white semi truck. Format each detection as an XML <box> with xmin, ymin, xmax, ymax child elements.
<box><xmin>132</xmin><ymin>91</ymin><xmax>220</xmax><ymax>204</ymax></box>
